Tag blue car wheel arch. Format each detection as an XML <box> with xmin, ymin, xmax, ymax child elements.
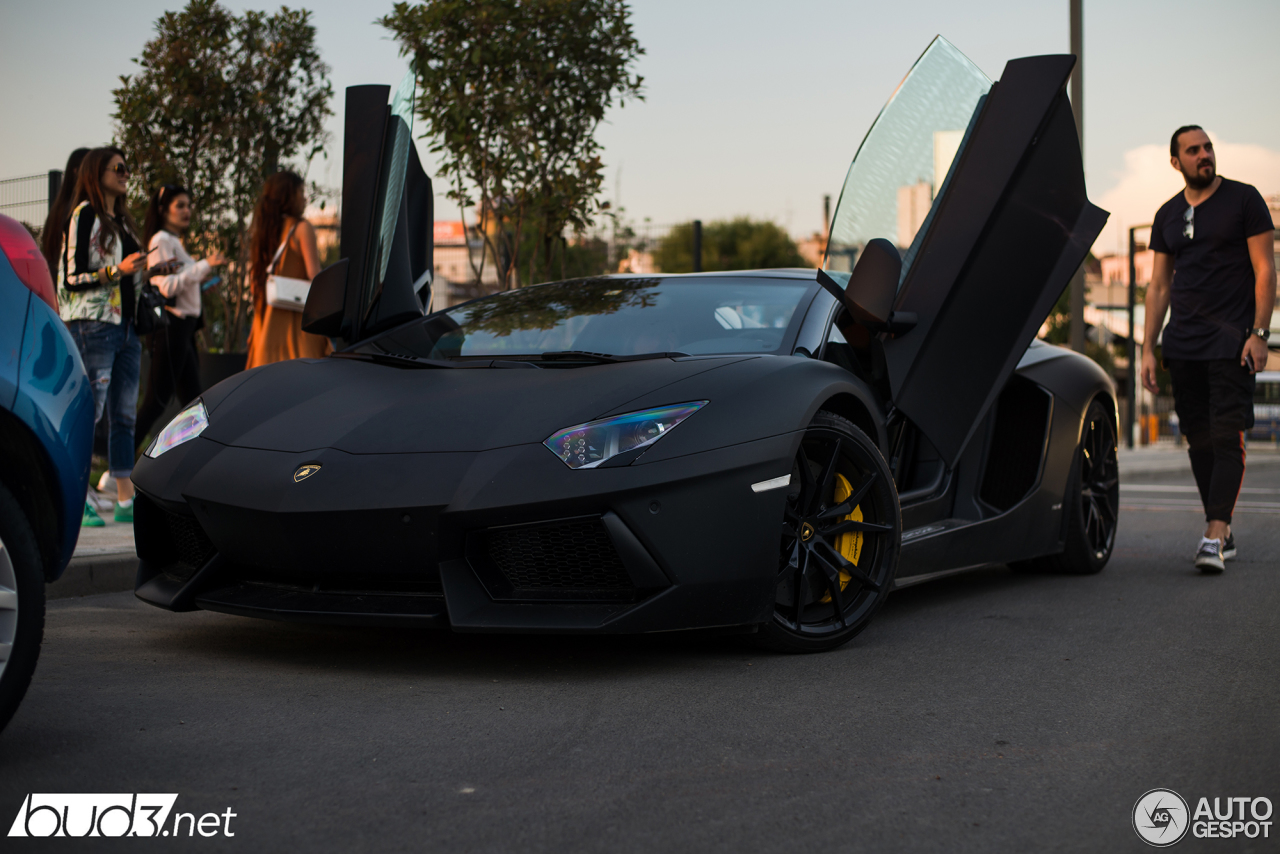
<box><xmin>0</xmin><ymin>246</ymin><xmax>95</xmax><ymax>580</ymax></box>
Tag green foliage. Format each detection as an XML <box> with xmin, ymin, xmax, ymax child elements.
<box><xmin>380</xmin><ymin>0</ymin><xmax>644</xmax><ymax>289</ymax></box>
<box><xmin>655</xmin><ymin>218</ymin><xmax>804</xmax><ymax>274</ymax></box>
<box><xmin>513</xmin><ymin>229</ymin><xmax>610</xmax><ymax>284</ymax></box>
<box><xmin>113</xmin><ymin>0</ymin><xmax>333</xmax><ymax>351</ymax></box>
<box><xmin>1040</xmin><ymin>279</ymin><xmax>1124</xmax><ymax>379</ymax></box>
<box><xmin>1041</xmin><ymin>284</ymin><xmax>1072</xmax><ymax>345</ymax></box>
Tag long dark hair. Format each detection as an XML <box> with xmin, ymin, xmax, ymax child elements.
<box><xmin>42</xmin><ymin>147</ymin><xmax>91</xmax><ymax>278</ymax></box>
<box><xmin>144</xmin><ymin>184</ymin><xmax>190</xmax><ymax>246</ymax></box>
<box><xmin>72</xmin><ymin>146</ymin><xmax>140</xmax><ymax>256</ymax></box>
<box><xmin>248</xmin><ymin>170</ymin><xmax>305</xmax><ymax>311</ymax></box>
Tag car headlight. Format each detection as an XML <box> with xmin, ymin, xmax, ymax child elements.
<box><xmin>145</xmin><ymin>399</ymin><xmax>209</xmax><ymax>458</ymax></box>
<box><xmin>545</xmin><ymin>401</ymin><xmax>707</xmax><ymax>469</ymax></box>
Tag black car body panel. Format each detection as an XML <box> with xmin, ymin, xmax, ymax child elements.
<box><xmin>880</xmin><ymin>54</ymin><xmax>1107</xmax><ymax>467</ymax></box>
<box><xmin>133</xmin><ymin>40</ymin><xmax>1115</xmax><ymax>638</ymax></box>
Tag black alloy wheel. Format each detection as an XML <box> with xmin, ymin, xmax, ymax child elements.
<box><xmin>757</xmin><ymin>411</ymin><xmax>901</xmax><ymax>653</ymax></box>
<box><xmin>0</xmin><ymin>479</ymin><xmax>45</xmax><ymax>733</ymax></box>
<box><xmin>1015</xmin><ymin>398</ymin><xmax>1118</xmax><ymax>575</ymax></box>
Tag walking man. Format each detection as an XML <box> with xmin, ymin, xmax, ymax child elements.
<box><xmin>1142</xmin><ymin>125</ymin><xmax>1275</xmax><ymax>572</ymax></box>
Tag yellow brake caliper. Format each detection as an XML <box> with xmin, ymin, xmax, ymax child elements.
<box><xmin>819</xmin><ymin>472</ymin><xmax>863</xmax><ymax>603</ymax></box>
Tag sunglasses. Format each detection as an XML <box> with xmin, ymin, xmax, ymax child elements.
<box><xmin>108</xmin><ymin>162</ymin><xmax>132</xmax><ymax>177</ymax></box>
<box><xmin>1183</xmin><ymin>205</ymin><xmax>1194</xmax><ymax>241</ymax></box>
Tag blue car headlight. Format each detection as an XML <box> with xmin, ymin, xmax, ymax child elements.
<box><xmin>145</xmin><ymin>399</ymin><xmax>209</xmax><ymax>458</ymax></box>
<box><xmin>545</xmin><ymin>401</ymin><xmax>708</xmax><ymax>469</ymax></box>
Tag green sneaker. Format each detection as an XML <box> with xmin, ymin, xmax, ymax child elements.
<box><xmin>82</xmin><ymin>500</ymin><xmax>106</xmax><ymax>527</ymax></box>
<box><xmin>113</xmin><ymin>501</ymin><xmax>134</xmax><ymax>523</ymax></box>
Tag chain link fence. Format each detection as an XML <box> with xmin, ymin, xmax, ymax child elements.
<box><xmin>0</xmin><ymin>172</ymin><xmax>60</xmax><ymax>233</ymax></box>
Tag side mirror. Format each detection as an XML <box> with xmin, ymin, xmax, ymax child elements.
<box><xmin>817</xmin><ymin>238</ymin><xmax>914</xmax><ymax>336</ymax></box>
<box><xmin>301</xmin><ymin>258</ymin><xmax>348</xmax><ymax>337</ymax></box>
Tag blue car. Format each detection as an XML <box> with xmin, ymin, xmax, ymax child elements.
<box><xmin>0</xmin><ymin>213</ymin><xmax>95</xmax><ymax>732</ymax></box>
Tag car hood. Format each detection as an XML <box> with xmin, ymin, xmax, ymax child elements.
<box><xmin>200</xmin><ymin>355</ymin><xmax>748</xmax><ymax>454</ymax></box>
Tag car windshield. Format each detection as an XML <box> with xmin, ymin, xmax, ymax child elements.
<box><xmin>373</xmin><ymin>277</ymin><xmax>811</xmax><ymax>359</ymax></box>
<box><xmin>823</xmin><ymin>36</ymin><xmax>991</xmax><ymax>290</ymax></box>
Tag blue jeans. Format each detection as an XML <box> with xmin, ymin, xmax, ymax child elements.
<box><xmin>68</xmin><ymin>319</ymin><xmax>141</xmax><ymax>478</ymax></box>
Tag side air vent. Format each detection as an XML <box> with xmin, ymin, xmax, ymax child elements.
<box><xmin>980</xmin><ymin>377</ymin><xmax>1052</xmax><ymax>512</ymax></box>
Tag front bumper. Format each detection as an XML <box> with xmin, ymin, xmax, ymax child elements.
<box><xmin>132</xmin><ymin>432</ymin><xmax>798</xmax><ymax>633</ymax></box>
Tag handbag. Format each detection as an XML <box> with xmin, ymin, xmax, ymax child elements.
<box><xmin>265</xmin><ymin>222</ymin><xmax>310</xmax><ymax>312</ymax></box>
<box><xmin>135</xmin><ymin>281</ymin><xmax>170</xmax><ymax>334</ymax></box>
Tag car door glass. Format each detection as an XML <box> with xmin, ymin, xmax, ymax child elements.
<box><xmin>823</xmin><ymin>37</ymin><xmax>991</xmax><ymax>290</ymax></box>
<box><xmin>361</xmin><ymin>66</ymin><xmax>417</xmax><ymax>319</ymax></box>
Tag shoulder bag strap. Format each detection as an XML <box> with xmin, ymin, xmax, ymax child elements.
<box><xmin>269</xmin><ymin>221</ymin><xmax>301</xmax><ymax>276</ymax></box>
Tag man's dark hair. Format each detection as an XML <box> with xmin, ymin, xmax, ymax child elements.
<box><xmin>1171</xmin><ymin>125</ymin><xmax>1204</xmax><ymax>158</ymax></box>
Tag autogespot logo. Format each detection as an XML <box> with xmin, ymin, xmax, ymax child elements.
<box><xmin>1133</xmin><ymin>788</ymin><xmax>1190</xmax><ymax>847</ymax></box>
<box><xmin>7</xmin><ymin>794</ymin><xmax>236</xmax><ymax>838</ymax></box>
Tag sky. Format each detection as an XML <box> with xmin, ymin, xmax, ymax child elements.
<box><xmin>2</xmin><ymin>0</ymin><xmax>1278</xmax><ymax>257</ymax></box>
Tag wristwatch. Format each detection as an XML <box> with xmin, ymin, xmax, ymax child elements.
<box><xmin>1251</xmin><ymin>327</ymin><xmax>1271</xmax><ymax>341</ymax></box>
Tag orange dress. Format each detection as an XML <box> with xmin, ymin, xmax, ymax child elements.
<box><xmin>245</xmin><ymin>218</ymin><xmax>332</xmax><ymax>368</ymax></box>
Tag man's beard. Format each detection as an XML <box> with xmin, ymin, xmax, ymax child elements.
<box><xmin>1181</xmin><ymin>160</ymin><xmax>1216</xmax><ymax>189</ymax></box>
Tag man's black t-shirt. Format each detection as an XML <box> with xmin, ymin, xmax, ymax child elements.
<box><xmin>1150</xmin><ymin>177</ymin><xmax>1273</xmax><ymax>360</ymax></box>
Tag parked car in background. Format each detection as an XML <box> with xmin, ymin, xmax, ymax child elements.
<box><xmin>0</xmin><ymin>213</ymin><xmax>95</xmax><ymax>732</ymax></box>
<box><xmin>1250</xmin><ymin>371</ymin><xmax>1280</xmax><ymax>443</ymax></box>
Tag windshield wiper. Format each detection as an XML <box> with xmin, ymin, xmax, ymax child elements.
<box><xmin>336</xmin><ymin>351</ymin><xmax>464</xmax><ymax>369</ymax></box>
<box><xmin>539</xmin><ymin>351</ymin><xmax>689</xmax><ymax>363</ymax></box>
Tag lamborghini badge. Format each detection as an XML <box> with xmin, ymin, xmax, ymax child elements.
<box><xmin>293</xmin><ymin>463</ymin><xmax>321</xmax><ymax>482</ymax></box>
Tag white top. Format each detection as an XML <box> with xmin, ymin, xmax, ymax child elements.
<box><xmin>148</xmin><ymin>230</ymin><xmax>210</xmax><ymax>318</ymax></box>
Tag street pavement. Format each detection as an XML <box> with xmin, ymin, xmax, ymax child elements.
<box><xmin>2</xmin><ymin>447</ymin><xmax>1278</xmax><ymax>852</ymax></box>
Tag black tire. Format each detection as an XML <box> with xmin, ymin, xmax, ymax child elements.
<box><xmin>1014</xmin><ymin>398</ymin><xmax>1118</xmax><ymax>575</ymax></box>
<box><xmin>756</xmin><ymin>411</ymin><xmax>901</xmax><ymax>653</ymax></box>
<box><xmin>0</xmin><ymin>479</ymin><xmax>46</xmax><ymax>734</ymax></box>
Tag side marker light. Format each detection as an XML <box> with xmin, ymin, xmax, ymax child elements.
<box><xmin>751</xmin><ymin>474</ymin><xmax>793</xmax><ymax>493</ymax></box>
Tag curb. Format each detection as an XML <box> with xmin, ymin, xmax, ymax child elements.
<box><xmin>49</xmin><ymin>553</ymin><xmax>138</xmax><ymax>600</ymax></box>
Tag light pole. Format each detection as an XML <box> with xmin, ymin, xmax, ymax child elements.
<box><xmin>1126</xmin><ymin>224</ymin><xmax>1153</xmax><ymax>448</ymax></box>
<box><xmin>692</xmin><ymin>220</ymin><xmax>702</xmax><ymax>273</ymax></box>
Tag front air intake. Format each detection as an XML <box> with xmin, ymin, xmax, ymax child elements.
<box><xmin>468</xmin><ymin>516</ymin><xmax>635</xmax><ymax>601</ymax></box>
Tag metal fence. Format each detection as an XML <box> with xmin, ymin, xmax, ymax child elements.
<box><xmin>0</xmin><ymin>171</ymin><xmax>59</xmax><ymax>231</ymax></box>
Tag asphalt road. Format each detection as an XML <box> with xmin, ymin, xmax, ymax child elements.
<box><xmin>3</xmin><ymin>450</ymin><xmax>1279</xmax><ymax>852</ymax></box>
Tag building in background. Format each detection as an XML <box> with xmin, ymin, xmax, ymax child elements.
<box><xmin>431</xmin><ymin>220</ymin><xmax>502</xmax><ymax>309</ymax></box>
<box><xmin>895</xmin><ymin>182</ymin><xmax>931</xmax><ymax>250</ymax></box>
<box><xmin>616</xmin><ymin>247</ymin><xmax>655</xmax><ymax>274</ymax></box>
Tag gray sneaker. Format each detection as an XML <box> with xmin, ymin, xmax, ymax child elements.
<box><xmin>1195</xmin><ymin>538</ymin><xmax>1225</xmax><ymax>573</ymax></box>
<box><xmin>1222</xmin><ymin>533</ymin><xmax>1236</xmax><ymax>560</ymax></box>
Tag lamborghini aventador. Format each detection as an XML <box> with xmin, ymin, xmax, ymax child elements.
<box><xmin>132</xmin><ymin>38</ymin><xmax>1119</xmax><ymax>652</ymax></box>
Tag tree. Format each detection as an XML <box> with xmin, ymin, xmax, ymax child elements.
<box><xmin>113</xmin><ymin>0</ymin><xmax>332</xmax><ymax>351</ymax></box>
<box><xmin>655</xmin><ymin>218</ymin><xmax>804</xmax><ymax>273</ymax></box>
<box><xmin>1040</xmin><ymin>259</ymin><xmax>1127</xmax><ymax>382</ymax></box>
<box><xmin>380</xmin><ymin>0</ymin><xmax>644</xmax><ymax>289</ymax></box>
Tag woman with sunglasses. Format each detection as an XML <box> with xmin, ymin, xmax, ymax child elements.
<box><xmin>134</xmin><ymin>184</ymin><xmax>227</xmax><ymax>453</ymax></box>
<box><xmin>59</xmin><ymin>147</ymin><xmax>149</xmax><ymax>527</ymax></box>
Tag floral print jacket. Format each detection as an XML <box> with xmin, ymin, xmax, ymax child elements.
<box><xmin>58</xmin><ymin>201</ymin><xmax>136</xmax><ymax>325</ymax></box>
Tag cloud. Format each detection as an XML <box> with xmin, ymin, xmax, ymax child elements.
<box><xmin>1092</xmin><ymin>136</ymin><xmax>1280</xmax><ymax>257</ymax></box>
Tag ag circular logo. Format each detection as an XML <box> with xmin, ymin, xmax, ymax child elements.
<box><xmin>1133</xmin><ymin>788</ymin><xmax>1190</xmax><ymax>846</ymax></box>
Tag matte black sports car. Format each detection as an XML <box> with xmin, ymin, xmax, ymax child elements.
<box><xmin>133</xmin><ymin>39</ymin><xmax>1118</xmax><ymax>652</ymax></box>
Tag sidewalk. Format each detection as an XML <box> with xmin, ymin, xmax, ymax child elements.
<box><xmin>51</xmin><ymin>498</ymin><xmax>138</xmax><ymax>600</ymax></box>
<box><xmin>1119</xmin><ymin>440</ymin><xmax>1280</xmax><ymax>475</ymax></box>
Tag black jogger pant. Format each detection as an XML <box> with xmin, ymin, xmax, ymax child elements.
<box><xmin>1166</xmin><ymin>358</ymin><xmax>1256</xmax><ymax>524</ymax></box>
<box><xmin>136</xmin><ymin>314</ymin><xmax>203</xmax><ymax>452</ymax></box>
